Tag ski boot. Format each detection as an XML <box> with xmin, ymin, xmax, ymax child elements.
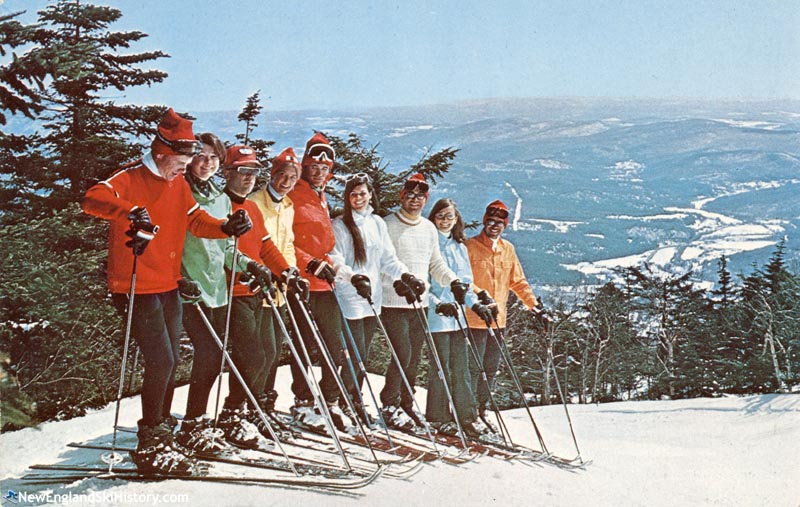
<box><xmin>328</xmin><ymin>402</ymin><xmax>358</xmax><ymax>435</ymax></box>
<box><xmin>217</xmin><ymin>406</ymin><xmax>262</xmax><ymax>450</ymax></box>
<box><xmin>381</xmin><ymin>405</ymin><xmax>415</xmax><ymax>432</ymax></box>
<box><xmin>176</xmin><ymin>416</ymin><xmax>236</xmax><ymax>454</ymax></box>
<box><xmin>290</xmin><ymin>398</ymin><xmax>328</xmax><ymax>433</ymax></box>
<box><xmin>402</xmin><ymin>405</ymin><xmax>429</xmax><ymax>435</ymax></box>
<box><xmin>131</xmin><ymin>419</ymin><xmax>198</xmax><ymax>476</ymax></box>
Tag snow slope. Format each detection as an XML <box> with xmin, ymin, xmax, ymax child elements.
<box><xmin>1</xmin><ymin>369</ymin><xmax>798</xmax><ymax>507</ymax></box>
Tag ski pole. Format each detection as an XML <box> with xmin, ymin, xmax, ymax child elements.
<box><xmin>276</xmin><ymin>284</ymin><xmax>352</xmax><ymax>471</ymax></box>
<box><xmin>486</xmin><ymin>322</ymin><xmax>548</xmax><ymax>454</ymax></box>
<box><xmin>366</xmin><ymin>300</ymin><xmax>441</xmax><ymax>455</ymax></box>
<box><xmin>327</xmin><ymin>285</ymin><xmax>395</xmax><ymax>447</ymax></box>
<box><xmin>193</xmin><ymin>304</ymin><xmax>300</xmax><ymax>475</ymax></box>
<box><xmin>124</xmin><ymin>346</ymin><xmax>139</xmax><ymax>394</ymax></box>
<box><xmin>453</xmin><ymin>307</ymin><xmax>513</xmax><ymax>447</ymax></box>
<box><xmin>540</xmin><ymin>322</ymin><xmax>583</xmax><ymax>463</ymax></box>
<box><xmin>409</xmin><ymin>299</ymin><xmax>468</xmax><ymax>449</ymax></box>
<box><xmin>287</xmin><ymin>289</ymin><xmax>381</xmax><ymax>464</ymax></box>
<box><xmin>104</xmin><ymin>252</ymin><xmax>139</xmax><ymax>474</ymax></box>
<box><xmin>211</xmin><ymin>235</ymin><xmax>239</xmax><ymax>433</ymax></box>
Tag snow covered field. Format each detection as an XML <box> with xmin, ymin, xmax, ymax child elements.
<box><xmin>1</xmin><ymin>369</ymin><xmax>798</xmax><ymax>507</ymax></box>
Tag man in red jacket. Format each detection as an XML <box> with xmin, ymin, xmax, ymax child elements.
<box><xmin>286</xmin><ymin>132</ymin><xmax>353</xmax><ymax>433</ymax></box>
<box><xmin>81</xmin><ymin>109</ymin><xmax>252</xmax><ymax>475</ymax></box>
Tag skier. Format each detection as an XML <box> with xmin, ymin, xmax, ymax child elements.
<box><xmin>248</xmin><ymin>147</ymin><xmax>301</xmax><ymax>416</ymax></box>
<box><xmin>173</xmin><ymin>132</ymin><xmax>243</xmax><ymax>452</ymax></box>
<box><xmin>465</xmin><ymin>199</ymin><xmax>541</xmax><ymax>433</ymax></box>
<box><xmin>378</xmin><ymin>173</ymin><xmax>460</xmax><ymax>431</ymax></box>
<box><xmin>425</xmin><ymin>198</ymin><xmax>493</xmax><ymax>438</ymax></box>
<box><xmin>81</xmin><ymin>109</ymin><xmax>252</xmax><ymax>475</ymax></box>
<box><xmin>329</xmin><ymin>173</ymin><xmax>409</xmax><ymax>422</ymax></box>
<box><xmin>216</xmin><ymin>145</ymin><xmax>299</xmax><ymax>447</ymax></box>
<box><xmin>286</xmin><ymin>133</ymin><xmax>354</xmax><ymax>432</ymax></box>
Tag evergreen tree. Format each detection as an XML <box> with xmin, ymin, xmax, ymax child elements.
<box><xmin>327</xmin><ymin>133</ymin><xmax>459</xmax><ymax>216</ymax></box>
<box><xmin>235</xmin><ymin>90</ymin><xmax>273</xmax><ymax>187</ymax></box>
<box><xmin>0</xmin><ymin>11</ymin><xmax>47</xmax><ymax>124</ymax></box>
<box><xmin>0</xmin><ymin>1</ymin><xmax>168</xmax><ymax>212</ymax></box>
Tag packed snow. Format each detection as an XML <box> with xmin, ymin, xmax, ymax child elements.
<box><xmin>1</xmin><ymin>366</ymin><xmax>798</xmax><ymax>507</ymax></box>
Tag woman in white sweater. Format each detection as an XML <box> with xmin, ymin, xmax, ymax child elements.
<box><xmin>331</xmin><ymin>174</ymin><xmax>408</xmax><ymax>421</ymax></box>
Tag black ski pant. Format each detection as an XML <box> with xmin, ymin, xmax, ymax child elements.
<box><xmin>112</xmin><ymin>290</ymin><xmax>182</xmax><ymax>428</ymax></box>
<box><xmin>341</xmin><ymin>316</ymin><xmax>377</xmax><ymax>401</ymax></box>
<box><xmin>182</xmin><ymin>302</ymin><xmax>225</xmax><ymax>419</ymax></box>
<box><xmin>379</xmin><ymin>307</ymin><xmax>427</xmax><ymax>410</ymax></box>
<box><xmin>224</xmin><ymin>295</ymin><xmax>276</xmax><ymax>409</ymax></box>
<box><xmin>426</xmin><ymin>330</ymin><xmax>473</xmax><ymax>424</ymax></box>
<box><xmin>467</xmin><ymin>327</ymin><xmax>503</xmax><ymax>413</ymax></box>
<box><xmin>288</xmin><ymin>290</ymin><xmax>344</xmax><ymax>404</ymax></box>
<box><xmin>263</xmin><ymin>304</ymin><xmax>290</xmax><ymax>401</ymax></box>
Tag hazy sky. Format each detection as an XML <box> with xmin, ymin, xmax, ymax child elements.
<box><xmin>4</xmin><ymin>0</ymin><xmax>799</xmax><ymax>112</ymax></box>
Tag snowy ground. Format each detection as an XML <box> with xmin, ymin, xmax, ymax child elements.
<box><xmin>1</xmin><ymin>368</ymin><xmax>798</xmax><ymax>507</ymax></box>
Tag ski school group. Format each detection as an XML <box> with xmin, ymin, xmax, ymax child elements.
<box><xmin>79</xmin><ymin>108</ymin><xmax>552</xmax><ymax>477</ymax></box>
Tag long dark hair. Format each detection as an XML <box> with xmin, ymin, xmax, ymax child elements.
<box><xmin>428</xmin><ymin>198</ymin><xmax>466</xmax><ymax>244</ymax></box>
<box><xmin>342</xmin><ymin>176</ymin><xmax>376</xmax><ymax>266</ymax></box>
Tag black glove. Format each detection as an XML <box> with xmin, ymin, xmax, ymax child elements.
<box><xmin>351</xmin><ymin>274</ymin><xmax>372</xmax><ymax>302</ymax></box>
<box><xmin>477</xmin><ymin>289</ymin><xmax>499</xmax><ymax>318</ymax></box>
<box><xmin>177</xmin><ymin>278</ymin><xmax>201</xmax><ymax>303</ymax></box>
<box><xmin>393</xmin><ymin>279</ymin><xmax>416</xmax><ymax>304</ymax></box>
<box><xmin>125</xmin><ymin>228</ymin><xmax>151</xmax><ymax>256</ymax></box>
<box><xmin>306</xmin><ymin>258</ymin><xmax>336</xmax><ymax>285</ymax></box>
<box><xmin>531</xmin><ymin>304</ymin><xmax>553</xmax><ymax>330</ymax></box>
<box><xmin>128</xmin><ymin>206</ymin><xmax>158</xmax><ymax>234</ymax></box>
<box><xmin>449</xmin><ymin>279</ymin><xmax>469</xmax><ymax>305</ymax></box>
<box><xmin>282</xmin><ymin>267</ymin><xmax>309</xmax><ymax>301</ymax></box>
<box><xmin>471</xmin><ymin>303</ymin><xmax>493</xmax><ymax>325</ymax></box>
<box><xmin>247</xmin><ymin>261</ymin><xmax>273</xmax><ymax>288</ymax></box>
<box><xmin>400</xmin><ymin>273</ymin><xmax>425</xmax><ymax>298</ymax></box>
<box><xmin>221</xmin><ymin>209</ymin><xmax>252</xmax><ymax>237</ymax></box>
<box><xmin>435</xmin><ymin>302</ymin><xmax>459</xmax><ymax>318</ymax></box>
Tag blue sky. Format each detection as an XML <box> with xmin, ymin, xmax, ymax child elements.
<box><xmin>3</xmin><ymin>0</ymin><xmax>799</xmax><ymax>112</ymax></box>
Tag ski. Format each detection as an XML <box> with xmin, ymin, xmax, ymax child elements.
<box><xmin>23</xmin><ymin>463</ymin><xmax>386</xmax><ymax>490</ymax></box>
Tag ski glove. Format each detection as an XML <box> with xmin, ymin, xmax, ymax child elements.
<box><xmin>449</xmin><ymin>280</ymin><xmax>469</xmax><ymax>305</ymax></box>
<box><xmin>471</xmin><ymin>303</ymin><xmax>493</xmax><ymax>325</ymax></box>
<box><xmin>477</xmin><ymin>290</ymin><xmax>499</xmax><ymax>318</ymax></box>
<box><xmin>435</xmin><ymin>302</ymin><xmax>459</xmax><ymax>318</ymax></box>
<box><xmin>177</xmin><ymin>278</ymin><xmax>202</xmax><ymax>303</ymax></box>
<box><xmin>125</xmin><ymin>228</ymin><xmax>151</xmax><ymax>256</ymax></box>
<box><xmin>247</xmin><ymin>261</ymin><xmax>273</xmax><ymax>288</ymax></box>
<box><xmin>393</xmin><ymin>279</ymin><xmax>416</xmax><ymax>305</ymax></box>
<box><xmin>400</xmin><ymin>273</ymin><xmax>426</xmax><ymax>298</ymax></box>
<box><xmin>221</xmin><ymin>209</ymin><xmax>252</xmax><ymax>237</ymax></box>
<box><xmin>306</xmin><ymin>258</ymin><xmax>336</xmax><ymax>285</ymax></box>
<box><xmin>531</xmin><ymin>304</ymin><xmax>553</xmax><ymax>331</ymax></box>
<box><xmin>282</xmin><ymin>267</ymin><xmax>309</xmax><ymax>302</ymax></box>
<box><xmin>128</xmin><ymin>206</ymin><xmax>158</xmax><ymax>235</ymax></box>
<box><xmin>351</xmin><ymin>274</ymin><xmax>372</xmax><ymax>302</ymax></box>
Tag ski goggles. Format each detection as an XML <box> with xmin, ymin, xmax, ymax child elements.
<box><xmin>235</xmin><ymin>166</ymin><xmax>261</xmax><ymax>176</ymax></box>
<box><xmin>434</xmin><ymin>211</ymin><xmax>457</xmax><ymax>221</ymax></box>
<box><xmin>486</xmin><ymin>207</ymin><xmax>509</xmax><ymax>220</ymax></box>
<box><xmin>485</xmin><ymin>218</ymin><xmax>505</xmax><ymax>227</ymax></box>
<box><xmin>155</xmin><ymin>132</ymin><xmax>203</xmax><ymax>156</ymax></box>
<box><xmin>403</xmin><ymin>192</ymin><xmax>427</xmax><ymax>201</ymax></box>
<box><xmin>306</xmin><ymin>143</ymin><xmax>335</xmax><ymax>163</ymax></box>
<box><xmin>346</xmin><ymin>172</ymin><xmax>372</xmax><ymax>185</ymax></box>
<box><xmin>403</xmin><ymin>179</ymin><xmax>429</xmax><ymax>193</ymax></box>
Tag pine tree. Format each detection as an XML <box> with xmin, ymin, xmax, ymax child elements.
<box><xmin>327</xmin><ymin>132</ymin><xmax>459</xmax><ymax>216</ymax></box>
<box><xmin>0</xmin><ymin>11</ymin><xmax>47</xmax><ymax>124</ymax></box>
<box><xmin>235</xmin><ymin>90</ymin><xmax>273</xmax><ymax>164</ymax></box>
<box><xmin>0</xmin><ymin>1</ymin><xmax>168</xmax><ymax>212</ymax></box>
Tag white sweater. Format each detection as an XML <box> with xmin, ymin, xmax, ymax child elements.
<box><xmin>331</xmin><ymin>207</ymin><xmax>408</xmax><ymax>319</ymax></box>
<box><xmin>381</xmin><ymin>211</ymin><xmax>457</xmax><ymax>309</ymax></box>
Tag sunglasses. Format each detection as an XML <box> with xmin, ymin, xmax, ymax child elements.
<box><xmin>487</xmin><ymin>207</ymin><xmax>509</xmax><ymax>219</ymax></box>
<box><xmin>346</xmin><ymin>172</ymin><xmax>372</xmax><ymax>185</ymax></box>
<box><xmin>403</xmin><ymin>192</ymin><xmax>426</xmax><ymax>201</ymax></box>
<box><xmin>306</xmin><ymin>143</ymin><xmax>335</xmax><ymax>162</ymax></box>
<box><xmin>434</xmin><ymin>212</ymin><xmax>456</xmax><ymax>221</ymax></box>
<box><xmin>235</xmin><ymin>166</ymin><xmax>261</xmax><ymax>176</ymax></box>
<box><xmin>403</xmin><ymin>180</ymin><xmax>430</xmax><ymax>193</ymax></box>
<box><xmin>156</xmin><ymin>133</ymin><xmax>203</xmax><ymax>156</ymax></box>
<box><xmin>485</xmin><ymin>218</ymin><xmax>505</xmax><ymax>227</ymax></box>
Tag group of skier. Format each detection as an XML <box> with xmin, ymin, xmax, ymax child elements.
<box><xmin>81</xmin><ymin>108</ymin><xmax>546</xmax><ymax>475</ymax></box>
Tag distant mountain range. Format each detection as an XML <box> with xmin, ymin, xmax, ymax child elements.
<box><xmin>13</xmin><ymin>97</ymin><xmax>800</xmax><ymax>292</ymax></box>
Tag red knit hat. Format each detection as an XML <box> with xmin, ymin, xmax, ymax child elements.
<box><xmin>400</xmin><ymin>172</ymin><xmax>429</xmax><ymax>199</ymax></box>
<box><xmin>225</xmin><ymin>145</ymin><xmax>263</xmax><ymax>168</ymax></box>
<box><xmin>271</xmin><ymin>147</ymin><xmax>301</xmax><ymax>175</ymax></box>
<box><xmin>301</xmin><ymin>132</ymin><xmax>335</xmax><ymax>168</ymax></box>
<box><xmin>153</xmin><ymin>108</ymin><xmax>200</xmax><ymax>156</ymax></box>
<box><xmin>483</xmin><ymin>199</ymin><xmax>509</xmax><ymax>226</ymax></box>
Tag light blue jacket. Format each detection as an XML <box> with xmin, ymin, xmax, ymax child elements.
<box><xmin>427</xmin><ymin>231</ymin><xmax>479</xmax><ymax>333</ymax></box>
